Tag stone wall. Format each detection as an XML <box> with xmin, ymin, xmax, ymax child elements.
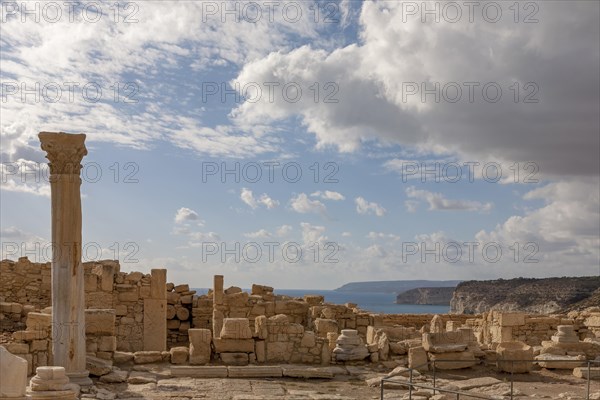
<box><xmin>0</xmin><ymin>258</ymin><xmax>51</xmax><ymax>309</ymax></box>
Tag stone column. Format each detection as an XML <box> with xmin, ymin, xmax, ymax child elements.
<box><xmin>39</xmin><ymin>132</ymin><xmax>92</xmax><ymax>386</ymax></box>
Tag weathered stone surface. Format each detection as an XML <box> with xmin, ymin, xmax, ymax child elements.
<box><xmin>282</xmin><ymin>366</ymin><xmax>334</xmax><ymax>379</ymax></box>
<box><xmin>113</xmin><ymin>351</ymin><xmax>134</xmax><ymax>364</ymax></box>
<box><xmin>98</xmin><ymin>336</ymin><xmax>117</xmax><ymax>352</ymax></box>
<box><xmin>408</xmin><ymin>346</ymin><xmax>429</xmax><ymax>371</ymax></box>
<box><xmin>150</xmin><ymin>269</ymin><xmax>167</xmax><ymax>300</ymax></box>
<box><xmin>86</xmin><ymin>309</ymin><xmax>116</xmax><ymax>335</ymax></box>
<box><xmin>496</xmin><ymin>341</ymin><xmax>533</xmax><ymax>373</ymax></box>
<box><xmin>99</xmin><ymin>369</ymin><xmax>128</xmax><ymax>383</ymax></box>
<box><xmin>429</xmin><ymin>351</ymin><xmax>477</xmax><ymax>370</ymax></box>
<box><xmin>143</xmin><ymin>299</ymin><xmax>167</xmax><ymax>351</ymax></box>
<box><xmin>251</xmin><ymin>284</ymin><xmax>273</xmax><ymax>296</ymax></box>
<box><xmin>220</xmin><ymin>318</ymin><xmax>252</xmax><ymax>339</ymax></box>
<box><xmin>133</xmin><ymin>351</ymin><xmax>162</xmax><ymax>364</ymax></box>
<box><xmin>127</xmin><ymin>371</ymin><xmax>157</xmax><ymax>384</ymax></box>
<box><xmin>266</xmin><ymin>342</ymin><xmax>293</xmax><ymax>363</ymax></box>
<box><xmin>189</xmin><ymin>329</ymin><xmax>212</xmax><ymax>365</ymax></box>
<box><xmin>171</xmin><ymin>366</ymin><xmax>228</xmax><ymax>378</ymax></box>
<box><xmin>170</xmin><ymin>347</ymin><xmax>188</xmax><ymax>365</ymax></box>
<box><xmin>213</xmin><ymin>338</ymin><xmax>254</xmax><ymax>353</ymax></box>
<box><xmin>498</xmin><ymin>312</ymin><xmax>526</xmax><ymax>327</ymax></box>
<box><xmin>86</xmin><ymin>356</ymin><xmax>112</xmax><ymax>376</ymax></box>
<box><xmin>227</xmin><ymin>366</ymin><xmax>282</xmax><ymax>378</ymax></box>
<box><xmin>221</xmin><ymin>352</ymin><xmax>249</xmax><ymax>366</ymax></box>
<box><xmin>333</xmin><ymin>330</ymin><xmax>368</xmax><ymax>361</ymax></box>
<box><xmin>453</xmin><ymin>377</ymin><xmax>503</xmax><ymax>390</ymax></box>
<box><xmin>30</xmin><ymin>366</ymin><xmax>70</xmax><ymax>391</ymax></box>
<box><xmin>315</xmin><ymin>318</ymin><xmax>339</xmax><ymax>338</ymax></box>
<box><xmin>574</xmin><ymin>367</ymin><xmax>600</xmax><ymax>380</ymax></box>
<box><xmin>535</xmin><ymin>353</ymin><xmax>586</xmax><ymax>369</ymax></box>
<box><xmin>0</xmin><ymin>345</ymin><xmax>28</xmax><ymax>397</ymax></box>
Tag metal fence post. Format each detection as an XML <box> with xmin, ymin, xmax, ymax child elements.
<box><xmin>409</xmin><ymin>368</ymin><xmax>413</xmax><ymax>400</ymax></box>
<box><xmin>587</xmin><ymin>361</ymin><xmax>591</xmax><ymax>400</ymax></box>
<box><xmin>510</xmin><ymin>360</ymin><xmax>514</xmax><ymax>400</ymax></box>
<box><xmin>380</xmin><ymin>378</ymin><xmax>384</xmax><ymax>400</ymax></box>
<box><xmin>433</xmin><ymin>360</ymin><xmax>436</xmax><ymax>395</ymax></box>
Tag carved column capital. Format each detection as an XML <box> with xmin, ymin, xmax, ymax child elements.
<box><xmin>39</xmin><ymin>132</ymin><xmax>87</xmax><ymax>175</ymax></box>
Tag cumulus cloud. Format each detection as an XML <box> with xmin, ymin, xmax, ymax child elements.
<box><xmin>174</xmin><ymin>207</ymin><xmax>202</xmax><ymax>224</ymax></box>
<box><xmin>231</xmin><ymin>1</ymin><xmax>599</xmax><ymax>179</ymax></box>
<box><xmin>290</xmin><ymin>193</ymin><xmax>327</xmax><ymax>214</ymax></box>
<box><xmin>355</xmin><ymin>197</ymin><xmax>386</xmax><ymax>216</ymax></box>
<box><xmin>367</xmin><ymin>232</ymin><xmax>400</xmax><ymax>240</ymax></box>
<box><xmin>405</xmin><ymin>186</ymin><xmax>493</xmax><ymax>212</ymax></box>
<box><xmin>311</xmin><ymin>190</ymin><xmax>345</xmax><ymax>201</ymax></box>
<box><xmin>244</xmin><ymin>229</ymin><xmax>272</xmax><ymax>239</ymax></box>
<box><xmin>276</xmin><ymin>225</ymin><xmax>293</xmax><ymax>237</ymax></box>
<box><xmin>240</xmin><ymin>188</ymin><xmax>279</xmax><ymax>209</ymax></box>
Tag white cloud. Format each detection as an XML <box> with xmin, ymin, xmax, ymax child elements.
<box><xmin>244</xmin><ymin>229</ymin><xmax>272</xmax><ymax>239</ymax></box>
<box><xmin>290</xmin><ymin>193</ymin><xmax>326</xmax><ymax>214</ymax></box>
<box><xmin>276</xmin><ymin>225</ymin><xmax>293</xmax><ymax>237</ymax></box>
<box><xmin>300</xmin><ymin>222</ymin><xmax>327</xmax><ymax>245</ymax></box>
<box><xmin>240</xmin><ymin>188</ymin><xmax>279</xmax><ymax>210</ymax></box>
<box><xmin>405</xmin><ymin>186</ymin><xmax>493</xmax><ymax>212</ymax></box>
<box><xmin>0</xmin><ymin>226</ymin><xmax>48</xmax><ymax>262</ymax></box>
<box><xmin>189</xmin><ymin>231</ymin><xmax>221</xmax><ymax>243</ymax></box>
<box><xmin>231</xmin><ymin>1</ymin><xmax>599</xmax><ymax>179</ymax></box>
<box><xmin>367</xmin><ymin>232</ymin><xmax>400</xmax><ymax>241</ymax></box>
<box><xmin>174</xmin><ymin>207</ymin><xmax>202</xmax><ymax>224</ymax></box>
<box><xmin>355</xmin><ymin>197</ymin><xmax>386</xmax><ymax>217</ymax></box>
<box><xmin>342</xmin><ymin>231</ymin><xmax>352</xmax><ymax>237</ymax></box>
<box><xmin>311</xmin><ymin>190</ymin><xmax>345</xmax><ymax>201</ymax></box>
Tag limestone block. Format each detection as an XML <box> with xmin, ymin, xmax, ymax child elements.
<box><xmin>133</xmin><ymin>351</ymin><xmax>162</xmax><ymax>364</ymax></box>
<box><xmin>429</xmin><ymin>351</ymin><xmax>478</xmax><ymax>370</ymax></box>
<box><xmin>496</xmin><ymin>341</ymin><xmax>534</xmax><ymax>373</ymax></box>
<box><xmin>13</xmin><ymin>330</ymin><xmax>47</xmax><ymax>341</ymax></box>
<box><xmin>174</xmin><ymin>284</ymin><xmax>189</xmax><ymax>293</ymax></box>
<box><xmin>86</xmin><ymin>309</ymin><xmax>116</xmax><ymax>335</ymax></box>
<box><xmin>0</xmin><ymin>345</ymin><xmax>28</xmax><ymax>398</ymax></box>
<box><xmin>176</xmin><ymin>307</ymin><xmax>190</xmax><ymax>321</ymax></box>
<box><xmin>166</xmin><ymin>292</ymin><xmax>180</xmax><ymax>305</ymax></box>
<box><xmin>166</xmin><ymin>305</ymin><xmax>176</xmax><ymax>320</ymax></box>
<box><xmin>170</xmin><ymin>347</ymin><xmax>189</xmax><ymax>365</ymax></box>
<box><xmin>115</xmin><ymin>305</ymin><xmax>127</xmax><ymax>316</ymax></box>
<box><xmin>408</xmin><ymin>346</ymin><xmax>429</xmax><ymax>371</ymax></box>
<box><xmin>167</xmin><ymin>320</ymin><xmax>180</xmax><ymax>329</ymax></box>
<box><xmin>498</xmin><ymin>312</ymin><xmax>526</xmax><ymax>327</ymax></box>
<box><xmin>113</xmin><ymin>351</ymin><xmax>134</xmax><ymax>364</ymax></box>
<box><xmin>220</xmin><ymin>352</ymin><xmax>248</xmax><ymax>366</ymax></box>
<box><xmin>86</xmin><ymin>356</ymin><xmax>112</xmax><ymax>376</ymax></box>
<box><xmin>224</xmin><ymin>286</ymin><xmax>242</xmax><ymax>295</ymax></box>
<box><xmin>99</xmin><ymin>370</ymin><xmax>128</xmax><ymax>383</ymax></box>
<box><xmin>430</xmin><ymin>315</ymin><xmax>444</xmax><ymax>333</ymax></box>
<box><xmin>266</xmin><ymin>342</ymin><xmax>293</xmax><ymax>363</ymax></box>
<box><xmin>4</xmin><ymin>343</ymin><xmax>29</xmax><ymax>354</ymax></box>
<box><xmin>251</xmin><ymin>284</ymin><xmax>274</xmax><ymax>296</ymax></box>
<box><xmin>220</xmin><ymin>318</ymin><xmax>252</xmax><ymax>339</ymax></box>
<box><xmin>213</xmin><ymin>338</ymin><xmax>254</xmax><ymax>353</ymax></box>
<box><xmin>255</xmin><ymin>315</ymin><xmax>268</xmax><ymax>339</ymax></box>
<box><xmin>143</xmin><ymin>299</ymin><xmax>166</xmax><ymax>351</ymax></box>
<box><xmin>98</xmin><ymin>336</ymin><xmax>117</xmax><ymax>352</ymax></box>
<box><xmin>585</xmin><ymin>315</ymin><xmax>600</xmax><ymax>328</ymax></box>
<box><xmin>98</xmin><ymin>263</ymin><xmax>115</xmax><ymax>292</ymax></box>
<box><xmin>118</xmin><ymin>289</ymin><xmax>139</xmax><ymax>302</ymax></box>
<box><xmin>574</xmin><ymin>367</ymin><xmax>600</xmax><ymax>379</ymax></box>
<box><xmin>180</xmin><ymin>295</ymin><xmax>193</xmax><ymax>304</ymax></box>
<box><xmin>189</xmin><ymin>329</ymin><xmax>212</xmax><ymax>365</ymax></box>
<box><xmin>26</xmin><ymin>312</ymin><xmax>52</xmax><ymax>331</ymax></box>
<box><xmin>148</xmin><ymin>269</ymin><xmax>166</xmax><ymax>300</ymax></box>
<box><xmin>30</xmin><ymin>340</ymin><xmax>48</xmax><ymax>352</ymax></box>
<box><xmin>301</xmin><ymin>331</ymin><xmax>316</xmax><ymax>348</ymax></box>
<box><xmin>333</xmin><ymin>330</ymin><xmax>369</xmax><ymax>361</ymax></box>
<box><xmin>535</xmin><ymin>353</ymin><xmax>586</xmax><ymax>369</ymax></box>
<box><xmin>315</xmin><ymin>318</ymin><xmax>338</xmax><ymax>337</ymax></box>
<box><xmin>255</xmin><ymin>340</ymin><xmax>266</xmax><ymax>363</ymax></box>
<box><xmin>304</xmin><ymin>295</ymin><xmax>324</xmax><ymax>305</ymax></box>
<box><xmin>422</xmin><ymin>332</ymin><xmax>468</xmax><ymax>353</ymax></box>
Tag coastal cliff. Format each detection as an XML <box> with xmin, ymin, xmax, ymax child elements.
<box><xmin>335</xmin><ymin>280</ymin><xmax>461</xmax><ymax>294</ymax></box>
<box><xmin>450</xmin><ymin>276</ymin><xmax>600</xmax><ymax>314</ymax></box>
<box><xmin>395</xmin><ymin>287</ymin><xmax>455</xmax><ymax>305</ymax></box>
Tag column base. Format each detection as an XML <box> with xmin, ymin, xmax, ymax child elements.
<box><xmin>66</xmin><ymin>371</ymin><xmax>92</xmax><ymax>386</ymax></box>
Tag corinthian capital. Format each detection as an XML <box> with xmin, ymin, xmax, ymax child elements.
<box><xmin>39</xmin><ymin>132</ymin><xmax>88</xmax><ymax>175</ymax></box>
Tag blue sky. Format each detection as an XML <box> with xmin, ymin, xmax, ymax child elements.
<box><xmin>1</xmin><ymin>1</ymin><xmax>599</xmax><ymax>289</ymax></box>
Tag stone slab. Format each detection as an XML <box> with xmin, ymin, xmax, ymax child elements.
<box><xmin>282</xmin><ymin>366</ymin><xmax>334</xmax><ymax>379</ymax></box>
<box><xmin>227</xmin><ymin>366</ymin><xmax>283</xmax><ymax>378</ymax></box>
<box><xmin>170</xmin><ymin>366</ymin><xmax>228</xmax><ymax>378</ymax></box>
<box><xmin>453</xmin><ymin>377</ymin><xmax>503</xmax><ymax>390</ymax></box>
<box><xmin>143</xmin><ymin>299</ymin><xmax>167</xmax><ymax>351</ymax></box>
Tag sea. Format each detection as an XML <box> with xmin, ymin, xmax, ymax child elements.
<box><xmin>192</xmin><ymin>288</ymin><xmax>449</xmax><ymax>315</ymax></box>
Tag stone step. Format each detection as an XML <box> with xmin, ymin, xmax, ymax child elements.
<box><xmin>227</xmin><ymin>366</ymin><xmax>283</xmax><ymax>378</ymax></box>
<box><xmin>170</xmin><ymin>366</ymin><xmax>228</xmax><ymax>378</ymax></box>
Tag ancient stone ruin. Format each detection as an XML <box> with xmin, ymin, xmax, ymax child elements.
<box><xmin>1</xmin><ymin>133</ymin><xmax>599</xmax><ymax>399</ymax></box>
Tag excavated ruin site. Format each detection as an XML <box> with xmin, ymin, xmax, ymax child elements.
<box><xmin>1</xmin><ymin>133</ymin><xmax>599</xmax><ymax>400</ymax></box>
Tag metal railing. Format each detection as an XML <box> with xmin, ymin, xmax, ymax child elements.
<box><xmin>380</xmin><ymin>358</ymin><xmax>599</xmax><ymax>400</ymax></box>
